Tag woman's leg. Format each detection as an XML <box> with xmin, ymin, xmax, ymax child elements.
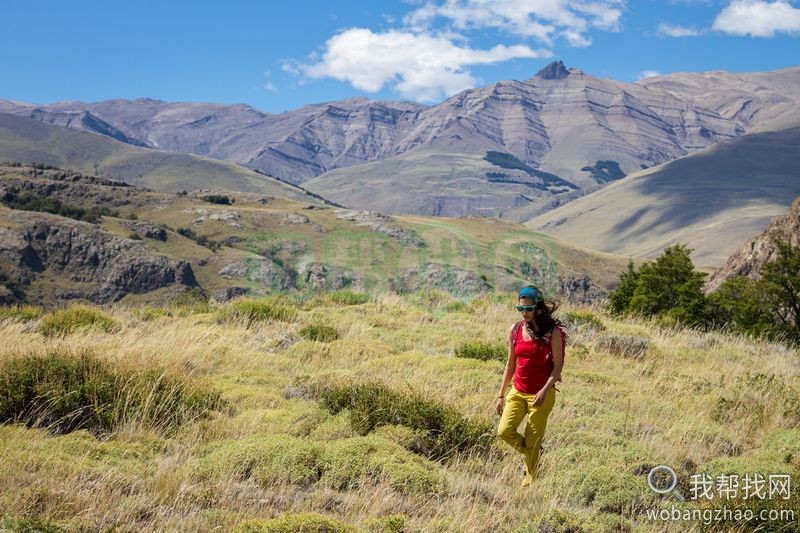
<box><xmin>522</xmin><ymin>387</ymin><xmax>556</xmax><ymax>486</ymax></box>
<box><xmin>496</xmin><ymin>387</ymin><xmax>529</xmax><ymax>454</ymax></box>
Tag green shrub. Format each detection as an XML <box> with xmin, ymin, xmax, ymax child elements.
<box><xmin>177</xmin><ymin>227</ymin><xmax>220</xmax><ymax>251</ymax></box>
<box><xmin>0</xmin><ymin>305</ymin><xmax>44</xmax><ymax>322</ymax></box>
<box><xmin>217</xmin><ymin>297</ymin><xmax>296</xmax><ymax>326</ymax></box>
<box><xmin>236</xmin><ymin>513</ymin><xmax>359</xmax><ymax>533</ymax></box>
<box><xmin>0</xmin><ymin>349</ymin><xmax>223</xmax><ymax>435</ymax></box>
<box><xmin>594</xmin><ymin>334</ymin><xmax>649</xmax><ymax>359</ymax></box>
<box><xmin>325</xmin><ymin>289</ymin><xmax>370</xmax><ymax>306</ymax></box>
<box><xmin>1</xmin><ymin>191</ymin><xmax>116</xmax><ymax>223</ymax></box>
<box><xmin>303</xmin><ymin>378</ymin><xmax>493</xmax><ymax>461</ymax></box>
<box><xmin>299</xmin><ymin>324</ymin><xmax>340</xmax><ymax>342</ymax></box>
<box><xmin>562</xmin><ymin>310</ymin><xmax>605</xmax><ymax>331</ymax></box>
<box><xmin>202</xmin><ymin>194</ymin><xmax>233</xmax><ymax>205</ymax></box>
<box><xmin>454</xmin><ymin>339</ymin><xmax>506</xmax><ymax>362</ymax></box>
<box><xmin>38</xmin><ymin>305</ymin><xmax>120</xmax><ymax>337</ymax></box>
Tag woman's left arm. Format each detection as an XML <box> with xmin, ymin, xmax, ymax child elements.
<box><xmin>549</xmin><ymin>327</ymin><xmax>564</xmax><ymax>386</ymax></box>
<box><xmin>534</xmin><ymin>328</ymin><xmax>564</xmax><ymax>405</ymax></box>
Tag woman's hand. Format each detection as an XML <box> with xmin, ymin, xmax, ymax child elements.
<box><xmin>533</xmin><ymin>388</ymin><xmax>547</xmax><ymax>407</ymax></box>
<box><xmin>495</xmin><ymin>396</ymin><xmax>505</xmax><ymax>415</ymax></box>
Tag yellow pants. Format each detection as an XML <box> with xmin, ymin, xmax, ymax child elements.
<box><xmin>497</xmin><ymin>385</ymin><xmax>556</xmax><ymax>486</ymax></box>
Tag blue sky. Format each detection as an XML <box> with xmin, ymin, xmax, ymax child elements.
<box><xmin>2</xmin><ymin>0</ymin><xmax>799</xmax><ymax>113</ymax></box>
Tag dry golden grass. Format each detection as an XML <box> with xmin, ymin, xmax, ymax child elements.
<box><xmin>0</xmin><ymin>294</ymin><xmax>798</xmax><ymax>532</ymax></box>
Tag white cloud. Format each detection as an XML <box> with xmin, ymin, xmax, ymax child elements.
<box><xmin>297</xmin><ymin>28</ymin><xmax>550</xmax><ymax>102</ymax></box>
<box><xmin>637</xmin><ymin>70</ymin><xmax>661</xmax><ymax>80</ymax></box>
<box><xmin>403</xmin><ymin>0</ymin><xmax>625</xmax><ymax>47</ymax></box>
<box><xmin>712</xmin><ymin>0</ymin><xmax>800</xmax><ymax>37</ymax></box>
<box><xmin>657</xmin><ymin>22</ymin><xmax>704</xmax><ymax>37</ymax></box>
<box><xmin>263</xmin><ymin>82</ymin><xmax>278</xmax><ymax>93</ymax></box>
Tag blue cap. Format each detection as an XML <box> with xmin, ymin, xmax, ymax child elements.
<box><xmin>518</xmin><ymin>286</ymin><xmax>543</xmax><ymax>301</ymax></box>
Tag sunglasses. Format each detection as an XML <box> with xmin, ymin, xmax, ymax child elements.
<box><xmin>516</xmin><ymin>305</ymin><xmax>536</xmax><ymax>312</ymax></box>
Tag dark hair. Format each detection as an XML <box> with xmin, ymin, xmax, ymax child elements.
<box><xmin>518</xmin><ymin>285</ymin><xmax>562</xmax><ymax>338</ymax></box>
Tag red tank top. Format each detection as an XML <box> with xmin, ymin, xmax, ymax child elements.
<box><xmin>513</xmin><ymin>324</ymin><xmax>563</xmax><ymax>394</ymax></box>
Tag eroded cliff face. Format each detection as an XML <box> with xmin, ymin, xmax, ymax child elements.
<box><xmin>707</xmin><ymin>196</ymin><xmax>800</xmax><ymax>293</ymax></box>
<box><xmin>0</xmin><ymin>209</ymin><xmax>197</xmax><ymax>305</ymax></box>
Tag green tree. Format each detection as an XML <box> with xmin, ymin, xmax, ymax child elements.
<box><xmin>608</xmin><ymin>259</ymin><xmax>638</xmax><ymax>315</ymax></box>
<box><xmin>708</xmin><ymin>276</ymin><xmax>772</xmax><ymax>337</ymax></box>
<box><xmin>759</xmin><ymin>239</ymin><xmax>800</xmax><ymax>344</ymax></box>
<box><xmin>627</xmin><ymin>244</ymin><xmax>709</xmax><ymax>326</ymax></box>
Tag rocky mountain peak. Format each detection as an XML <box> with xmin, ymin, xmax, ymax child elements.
<box><xmin>535</xmin><ymin>60</ymin><xmax>570</xmax><ymax>80</ymax></box>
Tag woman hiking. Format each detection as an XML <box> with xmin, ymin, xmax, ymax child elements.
<box><xmin>495</xmin><ymin>285</ymin><xmax>565</xmax><ymax>487</ymax></box>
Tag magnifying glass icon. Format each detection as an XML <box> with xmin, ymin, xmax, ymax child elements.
<box><xmin>647</xmin><ymin>465</ymin><xmax>685</xmax><ymax>501</ymax></box>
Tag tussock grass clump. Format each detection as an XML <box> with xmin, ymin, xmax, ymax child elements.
<box><xmin>303</xmin><ymin>378</ymin><xmax>493</xmax><ymax>461</ymax></box>
<box><xmin>132</xmin><ymin>305</ymin><xmax>171</xmax><ymax>321</ymax></box>
<box><xmin>562</xmin><ymin>310</ymin><xmax>606</xmax><ymax>331</ymax></box>
<box><xmin>172</xmin><ymin>287</ymin><xmax>211</xmax><ymax>315</ymax></box>
<box><xmin>0</xmin><ymin>349</ymin><xmax>223</xmax><ymax>435</ymax></box>
<box><xmin>133</xmin><ymin>288</ymin><xmax>210</xmax><ymax>321</ymax></box>
<box><xmin>299</xmin><ymin>324</ymin><xmax>340</xmax><ymax>342</ymax></box>
<box><xmin>471</xmin><ymin>291</ymin><xmax>513</xmax><ymax>310</ymax></box>
<box><xmin>195</xmin><ymin>433</ymin><xmax>445</xmax><ymax>496</ymax></box>
<box><xmin>364</xmin><ymin>514</ymin><xmax>407</xmax><ymax>533</ymax></box>
<box><xmin>711</xmin><ymin>373</ymin><xmax>800</xmax><ymax>429</ymax></box>
<box><xmin>408</xmin><ymin>288</ymin><xmax>453</xmax><ymax>308</ymax></box>
<box><xmin>0</xmin><ymin>304</ymin><xmax>44</xmax><ymax>322</ymax></box>
<box><xmin>521</xmin><ymin>509</ymin><xmax>631</xmax><ymax>533</ymax></box>
<box><xmin>699</xmin><ymin>428</ymin><xmax>800</xmax><ymax>531</ymax></box>
<box><xmin>323</xmin><ymin>289</ymin><xmax>370</xmax><ymax>306</ymax></box>
<box><xmin>0</xmin><ymin>515</ymin><xmax>67</xmax><ymax>533</ymax></box>
<box><xmin>38</xmin><ymin>305</ymin><xmax>120</xmax><ymax>337</ymax></box>
<box><xmin>444</xmin><ymin>300</ymin><xmax>469</xmax><ymax>313</ymax></box>
<box><xmin>408</xmin><ymin>289</ymin><xmax>471</xmax><ymax>313</ymax></box>
<box><xmin>454</xmin><ymin>339</ymin><xmax>506</xmax><ymax>362</ymax></box>
<box><xmin>594</xmin><ymin>334</ymin><xmax>649</xmax><ymax>359</ymax></box>
<box><xmin>236</xmin><ymin>513</ymin><xmax>359</xmax><ymax>533</ymax></box>
<box><xmin>216</xmin><ymin>297</ymin><xmax>296</xmax><ymax>326</ymax></box>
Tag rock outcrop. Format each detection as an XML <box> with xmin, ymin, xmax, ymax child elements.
<box><xmin>0</xmin><ymin>209</ymin><xmax>197</xmax><ymax>304</ymax></box>
<box><xmin>334</xmin><ymin>210</ymin><xmax>424</xmax><ymax>247</ymax></box>
<box><xmin>706</xmin><ymin>196</ymin><xmax>800</xmax><ymax>293</ymax></box>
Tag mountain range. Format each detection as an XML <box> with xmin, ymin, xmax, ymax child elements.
<box><xmin>4</xmin><ymin>62</ymin><xmax>799</xmax><ymax>222</ymax></box>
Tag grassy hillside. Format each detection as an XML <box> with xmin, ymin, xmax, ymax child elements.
<box><xmin>0</xmin><ymin>164</ymin><xmax>627</xmax><ymax>307</ymax></box>
<box><xmin>0</xmin><ymin>113</ymin><xmax>312</xmax><ymax>201</ymax></box>
<box><xmin>303</xmin><ymin>146</ymin><xmax>577</xmax><ymax>221</ymax></box>
<box><xmin>528</xmin><ymin>126</ymin><xmax>800</xmax><ymax>269</ymax></box>
<box><xmin>0</xmin><ymin>295</ymin><xmax>797</xmax><ymax>531</ymax></box>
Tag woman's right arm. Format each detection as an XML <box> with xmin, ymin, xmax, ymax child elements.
<box><xmin>495</xmin><ymin>324</ymin><xmax>517</xmax><ymax>414</ymax></box>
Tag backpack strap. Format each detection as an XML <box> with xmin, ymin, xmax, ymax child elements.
<box><xmin>510</xmin><ymin>320</ymin><xmax>524</xmax><ymax>347</ymax></box>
